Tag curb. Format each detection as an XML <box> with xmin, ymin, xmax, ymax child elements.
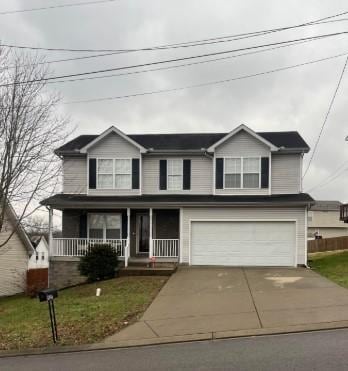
<box><xmin>1</xmin><ymin>321</ymin><xmax>348</xmax><ymax>358</ymax></box>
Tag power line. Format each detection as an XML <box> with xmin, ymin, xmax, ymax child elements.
<box><xmin>3</xmin><ymin>18</ymin><xmax>348</xmax><ymax>72</ymax></box>
<box><xmin>44</xmin><ymin>38</ymin><xmax>320</xmax><ymax>85</ymax></box>
<box><xmin>62</xmin><ymin>52</ymin><xmax>348</xmax><ymax>104</ymax></box>
<box><xmin>1</xmin><ymin>31</ymin><xmax>346</xmax><ymax>87</ymax></box>
<box><xmin>306</xmin><ymin>160</ymin><xmax>348</xmax><ymax>192</ymax></box>
<box><xmin>303</xmin><ymin>56</ymin><xmax>348</xmax><ymax>179</ymax></box>
<box><xmin>1</xmin><ymin>9</ymin><xmax>348</xmax><ymax>53</ymax></box>
<box><xmin>0</xmin><ymin>0</ymin><xmax>119</xmax><ymax>15</ymax></box>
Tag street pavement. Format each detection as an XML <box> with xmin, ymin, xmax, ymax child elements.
<box><xmin>1</xmin><ymin>329</ymin><xmax>348</xmax><ymax>371</ymax></box>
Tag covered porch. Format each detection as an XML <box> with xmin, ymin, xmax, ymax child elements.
<box><xmin>49</xmin><ymin>208</ymin><xmax>180</xmax><ymax>266</ymax></box>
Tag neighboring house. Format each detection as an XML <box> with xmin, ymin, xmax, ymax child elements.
<box><xmin>41</xmin><ymin>123</ymin><xmax>313</xmax><ymax>280</ymax></box>
<box><xmin>0</xmin><ymin>204</ymin><xmax>34</xmax><ymax>297</ymax></box>
<box><xmin>308</xmin><ymin>201</ymin><xmax>348</xmax><ymax>239</ymax></box>
<box><xmin>340</xmin><ymin>204</ymin><xmax>348</xmax><ymax>223</ymax></box>
<box><xmin>28</xmin><ymin>236</ymin><xmax>49</xmax><ymax>269</ymax></box>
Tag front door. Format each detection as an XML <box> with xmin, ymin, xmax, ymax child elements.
<box><xmin>136</xmin><ymin>213</ymin><xmax>149</xmax><ymax>254</ymax></box>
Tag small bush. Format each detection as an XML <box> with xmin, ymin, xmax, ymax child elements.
<box><xmin>78</xmin><ymin>244</ymin><xmax>118</xmax><ymax>282</ymax></box>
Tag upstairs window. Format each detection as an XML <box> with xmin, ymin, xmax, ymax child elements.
<box><xmin>167</xmin><ymin>159</ymin><xmax>183</xmax><ymax>190</ymax></box>
<box><xmin>224</xmin><ymin>158</ymin><xmax>241</xmax><ymax>188</ymax></box>
<box><xmin>97</xmin><ymin>158</ymin><xmax>131</xmax><ymax>189</ymax></box>
<box><xmin>224</xmin><ymin>157</ymin><xmax>260</xmax><ymax>189</ymax></box>
<box><xmin>243</xmin><ymin>158</ymin><xmax>260</xmax><ymax>188</ymax></box>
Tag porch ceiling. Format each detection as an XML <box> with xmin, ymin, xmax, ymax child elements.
<box><xmin>40</xmin><ymin>193</ymin><xmax>314</xmax><ymax>210</ymax></box>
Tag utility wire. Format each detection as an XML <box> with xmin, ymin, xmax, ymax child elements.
<box><xmin>62</xmin><ymin>52</ymin><xmax>348</xmax><ymax>104</ymax></box>
<box><xmin>2</xmin><ymin>18</ymin><xmax>348</xmax><ymax>72</ymax></box>
<box><xmin>1</xmin><ymin>31</ymin><xmax>346</xmax><ymax>87</ymax></box>
<box><xmin>44</xmin><ymin>38</ymin><xmax>320</xmax><ymax>85</ymax></box>
<box><xmin>306</xmin><ymin>160</ymin><xmax>348</xmax><ymax>192</ymax></box>
<box><xmin>1</xmin><ymin>9</ymin><xmax>348</xmax><ymax>53</ymax></box>
<box><xmin>0</xmin><ymin>0</ymin><xmax>119</xmax><ymax>15</ymax></box>
<box><xmin>303</xmin><ymin>56</ymin><xmax>348</xmax><ymax>178</ymax></box>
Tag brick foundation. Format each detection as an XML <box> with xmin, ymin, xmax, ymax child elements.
<box><xmin>49</xmin><ymin>257</ymin><xmax>87</xmax><ymax>289</ymax></box>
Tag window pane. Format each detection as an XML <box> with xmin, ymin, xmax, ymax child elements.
<box><xmin>105</xmin><ymin>215</ymin><xmax>121</xmax><ymax>229</ymax></box>
<box><xmin>243</xmin><ymin>174</ymin><xmax>259</xmax><ymax>188</ymax></box>
<box><xmin>225</xmin><ymin>174</ymin><xmax>241</xmax><ymax>188</ymax></box>
<box><xmin>243</xmin><ymin>158</ymin><xmax>259</xmax><ymax>173</ymax></box>
<box><xmin>168</xmin><ymin>175</ymin><xmax>182</xmax><ymax>190</ymax></box>
<box><xmin>106</xmin><ymin>229</ymin><xmax>121</xmax><ymax>239</ymax></box>
<box><xmin>89</xmin><ymin>229</ymin><xmax>103</xmax><ymax>238</ymax></box>
<box><xmin>89</xmin><ymin>214</ymin><xmax>104</xmax><ymax>239</ymax></box>
<box><xmin>168</xmin><ymin>159</ymin><xmax>182</xmax><ymax>175</ymax></box>
<box><xmin>115</xmin><ymin>159</ymin><xmax>131</xmax><ymax>174</ymax></box>
<box><xmin>89</xmin><ymin>214</ymin><xmax>104</xmax><ymax>228</ymax></box>
<box><xmin>98</xmin><ymin>159</ymin><xmax>113</xmax><ymax>173</ymax></box>
<box><xmin>115</xmin><ymin>174</ymin><xmax>131</xmax><ymax>189</ymax></box>
<box><xmin>98</xmin><ymin>174</ymin><xmax>113</xmax><ymax>188</ymax></box>
<box><xmin>225</xmin><ymin>158</ymin><xmax>241</xmax><ymax>173</ymax></box>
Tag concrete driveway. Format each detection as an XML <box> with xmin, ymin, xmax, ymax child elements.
<box><xmin>105</xmin><ymin>267</ymin><xmax>348</xmax><ymax>343</ymax></box>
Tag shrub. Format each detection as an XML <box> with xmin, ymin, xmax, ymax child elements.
<box><xmin>78</xmin><ymin>244</ymin><xmax>118</xmax><ymax>282</ymax></box>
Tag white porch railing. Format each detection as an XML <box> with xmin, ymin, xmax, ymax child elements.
<box><xmin>152</xmin><ymin>239</ymin><xmax>179</xmax><ymax>257</ymax></box>
<box><xmin>52</xmin><ymin>238</ymin><xmax>127</xmax><ymax>257</ymax></box>
<box><xmin>51</xmin><ymin>238</ymin><xmax>178</xmax><ymax>258</ymax></box>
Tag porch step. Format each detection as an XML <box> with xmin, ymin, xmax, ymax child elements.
<box><xmin>127</xmin><ymin>258</ymin><xmax>177</xmax><ymax>268</ymax></box>
<box><xmin>119</xmin><ymin>265</ymin><xmax>177</xmax><ymax>277</ymax></box>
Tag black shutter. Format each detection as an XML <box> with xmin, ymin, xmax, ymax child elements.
<box><xmin>79</xmin><ymin>213</ymin><xmax>87</xmax><ymax>238</ymax></box>
<box><xmin>261</xmin><ymin>157</ymin><xmax>269</xmax><ymax>188</ymax></box>
<box><xmin>215</xmin><ymin>158</ymin><xmax>224</xmax><ymax>189</ymax></box>
<box><xmin>89</xmin><ymin>158</ymin><xmax>96</xmax><ymax>189</ymax></box>
<box><xmin>132</xmin><ymin>158</ymin><xmax>140</xmax><ymax>189</ymax></box>
<box><xmin>183</xmin><ymin>159</ymin><xmax>191</xmax><ymax>190</ymax></box>
<box><xmin>121</xmin><ymin>210</ymin><xmax>128</xmax><ymax>238</ymax></box>
<box><xmin>159</xmin><ymin>160</ymin><xmax>167</xmax><ymax>190</ymax></box>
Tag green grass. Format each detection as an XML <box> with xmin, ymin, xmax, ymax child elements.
<box><xmin>0</xmin><ymin>276</ymin><xmax>167</xmax><ymax>351</ymax></box>
<box><xmin>309</xmin><ymin>251</ymin><xmax>348</xmax><ymax>288</ymax></box>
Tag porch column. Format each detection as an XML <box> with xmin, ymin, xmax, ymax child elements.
<box><xmin>48</xmin><ymin>207</ymin><xmax>53</xmax><ymax>256</ymax></box>
<box><xmin>149</xmin><ymin>208</ymin><xmax>153</xmax><ymax>258</ymax></box>
<box><xmin>126</xmin><ymin>208</ymin><xmax>130</xmax><ymax>267</ymax></box>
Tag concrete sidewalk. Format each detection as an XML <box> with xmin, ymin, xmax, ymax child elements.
<box><xmin>105</xmin><ymin>267</ymin><xmax>348</xmax><ymax>344</ymax></box>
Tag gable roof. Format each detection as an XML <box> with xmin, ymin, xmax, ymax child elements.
<box><xmin>4</xmin><ymin>203</ymin><xmax>34</xmax><ymax>256</ymax></box>
<box><xmin>207</xmin><ymin>124</ymin><xmax>278</xmax><ymax>152</ymax></box>
<box><xmin>55</xmin><ymin>127</ymin><xmax>310</xmax><ymax>155</ymax></box>
<box><xmin>79</xmin><ymin>126</ymin><xmax>147</xmax><ymax>153</ymax></box>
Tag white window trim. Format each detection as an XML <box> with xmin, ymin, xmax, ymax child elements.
<box><xmin>87</xmin><ymin>213</ymin><xmax>122</xmax><ymax>240</ymax></box>
<box><xmin>96</xmin><ymin>158</ymin><xmax>132</xmax><ymax>190</ymax></box>
<box><xmin>223</xmin><ymin>156</ymin><xmax>261</xmax><ymax>189</ymax></box>
<box><xmin>166</xmin><ymin>158</ymin><xmax>184</xmax><ymax>191</ymax></box>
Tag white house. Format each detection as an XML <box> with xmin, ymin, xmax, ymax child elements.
<box><xmin>28</xmin><ymin>236</ymin><xmax>49</xmax><ymax>269</ymax></box>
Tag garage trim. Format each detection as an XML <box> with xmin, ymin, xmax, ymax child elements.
<box><xmin>188</xmin><ymin>218</ymin><xmax>298</xmax><ymax>267</ymax></box>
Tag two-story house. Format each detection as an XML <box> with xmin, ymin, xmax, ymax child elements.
<box><xmin>41</xmin><ymin>124</ymin><xmax>313</xmax><ymax>287</ymax></box>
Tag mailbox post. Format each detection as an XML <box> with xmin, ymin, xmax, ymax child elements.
<box><xmin>38</xmin><ymin>288</ymin><xmax>58</xmax><ymax>343</ymax></box>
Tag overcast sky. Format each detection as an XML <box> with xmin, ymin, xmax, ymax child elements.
<box><xmin>1</xmin><ymin>0</ymin><xmax>347</xmax><ymax>205</ymax></box>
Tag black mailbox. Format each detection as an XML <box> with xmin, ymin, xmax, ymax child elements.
<box><xmin>38</xmin><ymin>288</ymin><xmax>58</xmax><ymax>302</ymax></box>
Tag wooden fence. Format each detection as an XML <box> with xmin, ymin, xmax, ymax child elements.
<box><xmin>26</xmin><ymin>268</ymin><xmax>48</xmax><ymax>297</ymax></box>
<box><xmin>308</xmin><ymin>236</ymin><xmax>348</xmax><ymax>253</ymax></box>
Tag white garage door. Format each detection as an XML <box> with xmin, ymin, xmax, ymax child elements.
<box><xmin>191</xmin><ymin>221</ymin><xmax>296</xmax><ymax>266</ymax></box>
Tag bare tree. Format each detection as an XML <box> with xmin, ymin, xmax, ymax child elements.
<box><xmin>24</xmin><ymin>214</ymin><xmax>61</xmax><ymax>241</ymax></box>
<box><xmin>0</xmin><ymin>47</ymin><xmax>70</xmax><ymax>252</ymax></box>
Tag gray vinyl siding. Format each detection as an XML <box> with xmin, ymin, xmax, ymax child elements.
<box><xmin>0</xmin><ymin>211</ymin><xmax>28</xmax><ymax>296</ymax></box>
<box><xmin>181</xmin><ymin>207</ymin><xmax>306</xmax><ymax>265</ymax></box>
<box><xmin>88</xmin><ymin>132</ymin><xmax>141</xmax><ymax>196</ymax></box>
<box><xmin>63</xmin><ymin>157</ymin><xmax>87</xmax><ymax>194</ymax></box>
<box><xmin>215</xmin><ymin>130</ymin><xmax>270</xmax><ymax>195</ymax></box>
<box><xmin>271</xmin><ymin>154</ymin><xmax>302</xmax><ymax>194</ymax></box>
<box><xmin>142</xmin><ymin>155</ymin><xmax>213</xmax><ymax>194</ymax></box>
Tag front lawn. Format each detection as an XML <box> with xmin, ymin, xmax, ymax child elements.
<box><xmin>309</xmin><ymin>251</ymin><xmax>348</xmax><ymax>288</ymax></box>
<box><xmin>0</xmin><ymin>276</ymin><xmax>167</xmax><ymax>351</ymax></box>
